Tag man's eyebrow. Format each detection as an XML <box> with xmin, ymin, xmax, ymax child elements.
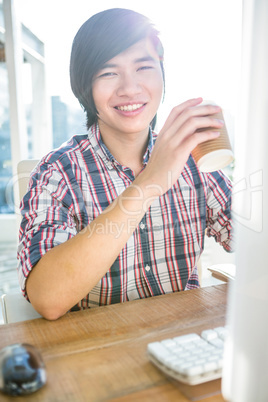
<box><xmin>100</xmin><ymin>56</ymin><xmax>157</xmax><ymax>70</ymax></box>
<box><xmin>100</xmin><ymin>63</ymin><xmax>117</xmax><ymax>70</ymax></box>
<box><xmin>135</xmin><ymin>56</ymin><xmax>157</xmax><ymax>63</ymax></box>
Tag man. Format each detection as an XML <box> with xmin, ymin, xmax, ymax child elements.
<box><xmin>18</xmin><ymin>8</ymin><xmax>232</xmax><ymax>320</ymax></box>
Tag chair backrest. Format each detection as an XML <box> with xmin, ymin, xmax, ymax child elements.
<box><xmin>17</xmin><ymin>159</ymin><xmax>39</xmax><ymax>200</ymax></box>
<box><xmin>2</xmin><ymin>160</ymin><xmax>42</xmax><ymax>324</ymax></box>
<box><xmin>1</xmin><ymin>292</ymin><xmax>42</xmax><ymax>324</ymax></box>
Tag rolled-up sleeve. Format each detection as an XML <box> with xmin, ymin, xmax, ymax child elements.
<box><xmin>17</xmin><ymin>161</ymin><xmax>78</xmax><ymax>296</ymax></box>
<box><xmin>205</xmin><ymin>170</ymin><xmax>233</xmax><ymax>252</ymax></box>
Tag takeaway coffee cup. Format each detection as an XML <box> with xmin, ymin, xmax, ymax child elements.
<box><xmin>191</xmin><ymin>101</ymin><xmax>234</xmax><ymax>172</ymax></box>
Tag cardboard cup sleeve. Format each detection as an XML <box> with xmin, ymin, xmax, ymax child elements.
<box><xmin>191</xmin><ymin>104</ymin><xmax>234</xmax><ymax>172</ymax></box>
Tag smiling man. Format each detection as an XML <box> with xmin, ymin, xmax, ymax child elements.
<box><xmin>92</xmin><ymin>38</ymin><xmax>163</xmax><ymax>177</ymax></box>
<box><xmin>18</xmin><ymin>8</ymin><xmax>233</xmax><ymax>320</ymax></box>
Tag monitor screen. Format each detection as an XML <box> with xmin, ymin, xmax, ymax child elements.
<box><xmin>222</xmin><ymin>1</ymin><xmax>268</xmax><ymax>401</ymax></box>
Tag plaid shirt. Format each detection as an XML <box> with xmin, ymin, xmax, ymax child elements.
<box><xmin>18</xmin><ymin>123</ymin><xmax>233</xmax><ymax>309</ymax></box>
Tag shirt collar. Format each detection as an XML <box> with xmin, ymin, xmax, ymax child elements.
<box><xmin>88</xmin><ymin>123</ymin><xmax>154</xmax><ymax>169</ymax></box>
<box><xmin>143</xmin><ymin>127</ymin><xmax>154</xmax><ymax>164</ymax></box>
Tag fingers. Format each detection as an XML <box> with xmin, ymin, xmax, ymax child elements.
<box><xmin>160</xmin><ymin>98</ymin><xmax>222</xmax><ymax>141</ymax></box>
<box><xmin>185</xmin><ymin>130</ymin><xmax>220</xmax><ymax>152</ymax></box>
<box><xmin>174</xmin><ymin>115</ymin><xmax>224</xmax><ymax>145</ymax></box>
<box><xmin>172</xmin><ymin>105</ymin><xmax>222</xmax><ymax>139</ymax></box>
<box><xmin>160</xmin><ymin>98</ymin><xmax>203</xmax><ymax>133</ymax></box>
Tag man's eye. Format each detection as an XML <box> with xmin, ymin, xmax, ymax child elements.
<box><xmin>99</xmin><ymin>72</ymin><xmax>116</xmax><ymax>78</ymax></box>
<box><xmin>138</xmin><ymin>66</ymin><xmax>153</xmax><ymax>71</ymax></box>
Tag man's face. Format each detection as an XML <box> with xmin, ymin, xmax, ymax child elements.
<box><xmin>92</xmin><ymin>38</ymin><xmax>164</xmax><ymax>139</ymax></box>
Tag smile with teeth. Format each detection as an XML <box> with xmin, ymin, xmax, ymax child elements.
<box><xmin>116</xmin><ymin>103</ymin><xmax>144</xmax><ymax>112</ymax></box>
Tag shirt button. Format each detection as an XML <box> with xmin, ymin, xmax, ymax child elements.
<box><xmin>140</xmin><ymin>222</ymin><xmax>145</xmax><ymax>230</ymax></box>
<box><xmin>145</xmin><ymin>265</ymin><xmax>151</xmax><ymax>272</ymax></box>
<box><xmin>107</xmin><ymin>161</ymin><xmax>113</xmax><ymax>169</ymax></box>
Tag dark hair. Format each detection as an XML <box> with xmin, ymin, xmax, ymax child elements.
<box><xmin>70</xmin><ymin>8</ymin><xmax>165</xmax><ymax>130</ymax></box>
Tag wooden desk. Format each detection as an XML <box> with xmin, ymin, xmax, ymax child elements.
<box><xmin>0</xmin><ymin>284</ymin><xmax>227</xmax><ymax>401</ymax></box>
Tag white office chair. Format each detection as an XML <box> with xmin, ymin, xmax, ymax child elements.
<box><xmin>17</xmin><ymin>159</ymin><xmax>39</xmax><ymax>200</ymax></box>
<box><xmin>0</xmin><ymin>160</ymin><xmax>42</xmax><ymax>325</ymax></box>
<box><xmin>1</xmin><ymin>292</ymin><xmax>42</xmax><ymax>324</ymax></box>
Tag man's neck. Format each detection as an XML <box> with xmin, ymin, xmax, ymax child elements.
<box><xmin>98</xmin><ymin>122</ymin><xmax>150</xmax><ymax>176</ymax></box>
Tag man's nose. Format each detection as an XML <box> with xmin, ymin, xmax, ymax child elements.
<box><xmin>116</xmin><ymin>73</ymin><xmax>142</xmax><ymax>97</ymax></box>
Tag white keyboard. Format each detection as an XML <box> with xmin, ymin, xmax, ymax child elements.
<box><xmin>147</xmin><ymin>326</ymin><xmax>228</xmax><ymax>386</ymax></box>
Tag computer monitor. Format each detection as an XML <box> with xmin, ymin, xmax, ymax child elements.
<box><xmin>222</xmin><ymin>0</ymin><xmax>268</xmax><ymax>401</ymax></box>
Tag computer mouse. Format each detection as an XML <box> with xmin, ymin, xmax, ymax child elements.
<box><xmin>0</xmin><ymin>343</ymin><xmax>46</xmax><ymax>396</ymax></box>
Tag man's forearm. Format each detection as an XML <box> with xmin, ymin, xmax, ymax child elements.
<box><xmin>26</xmin><ymin>178</ymin><xmax>158</xmax><ymax>320</ymax></box>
